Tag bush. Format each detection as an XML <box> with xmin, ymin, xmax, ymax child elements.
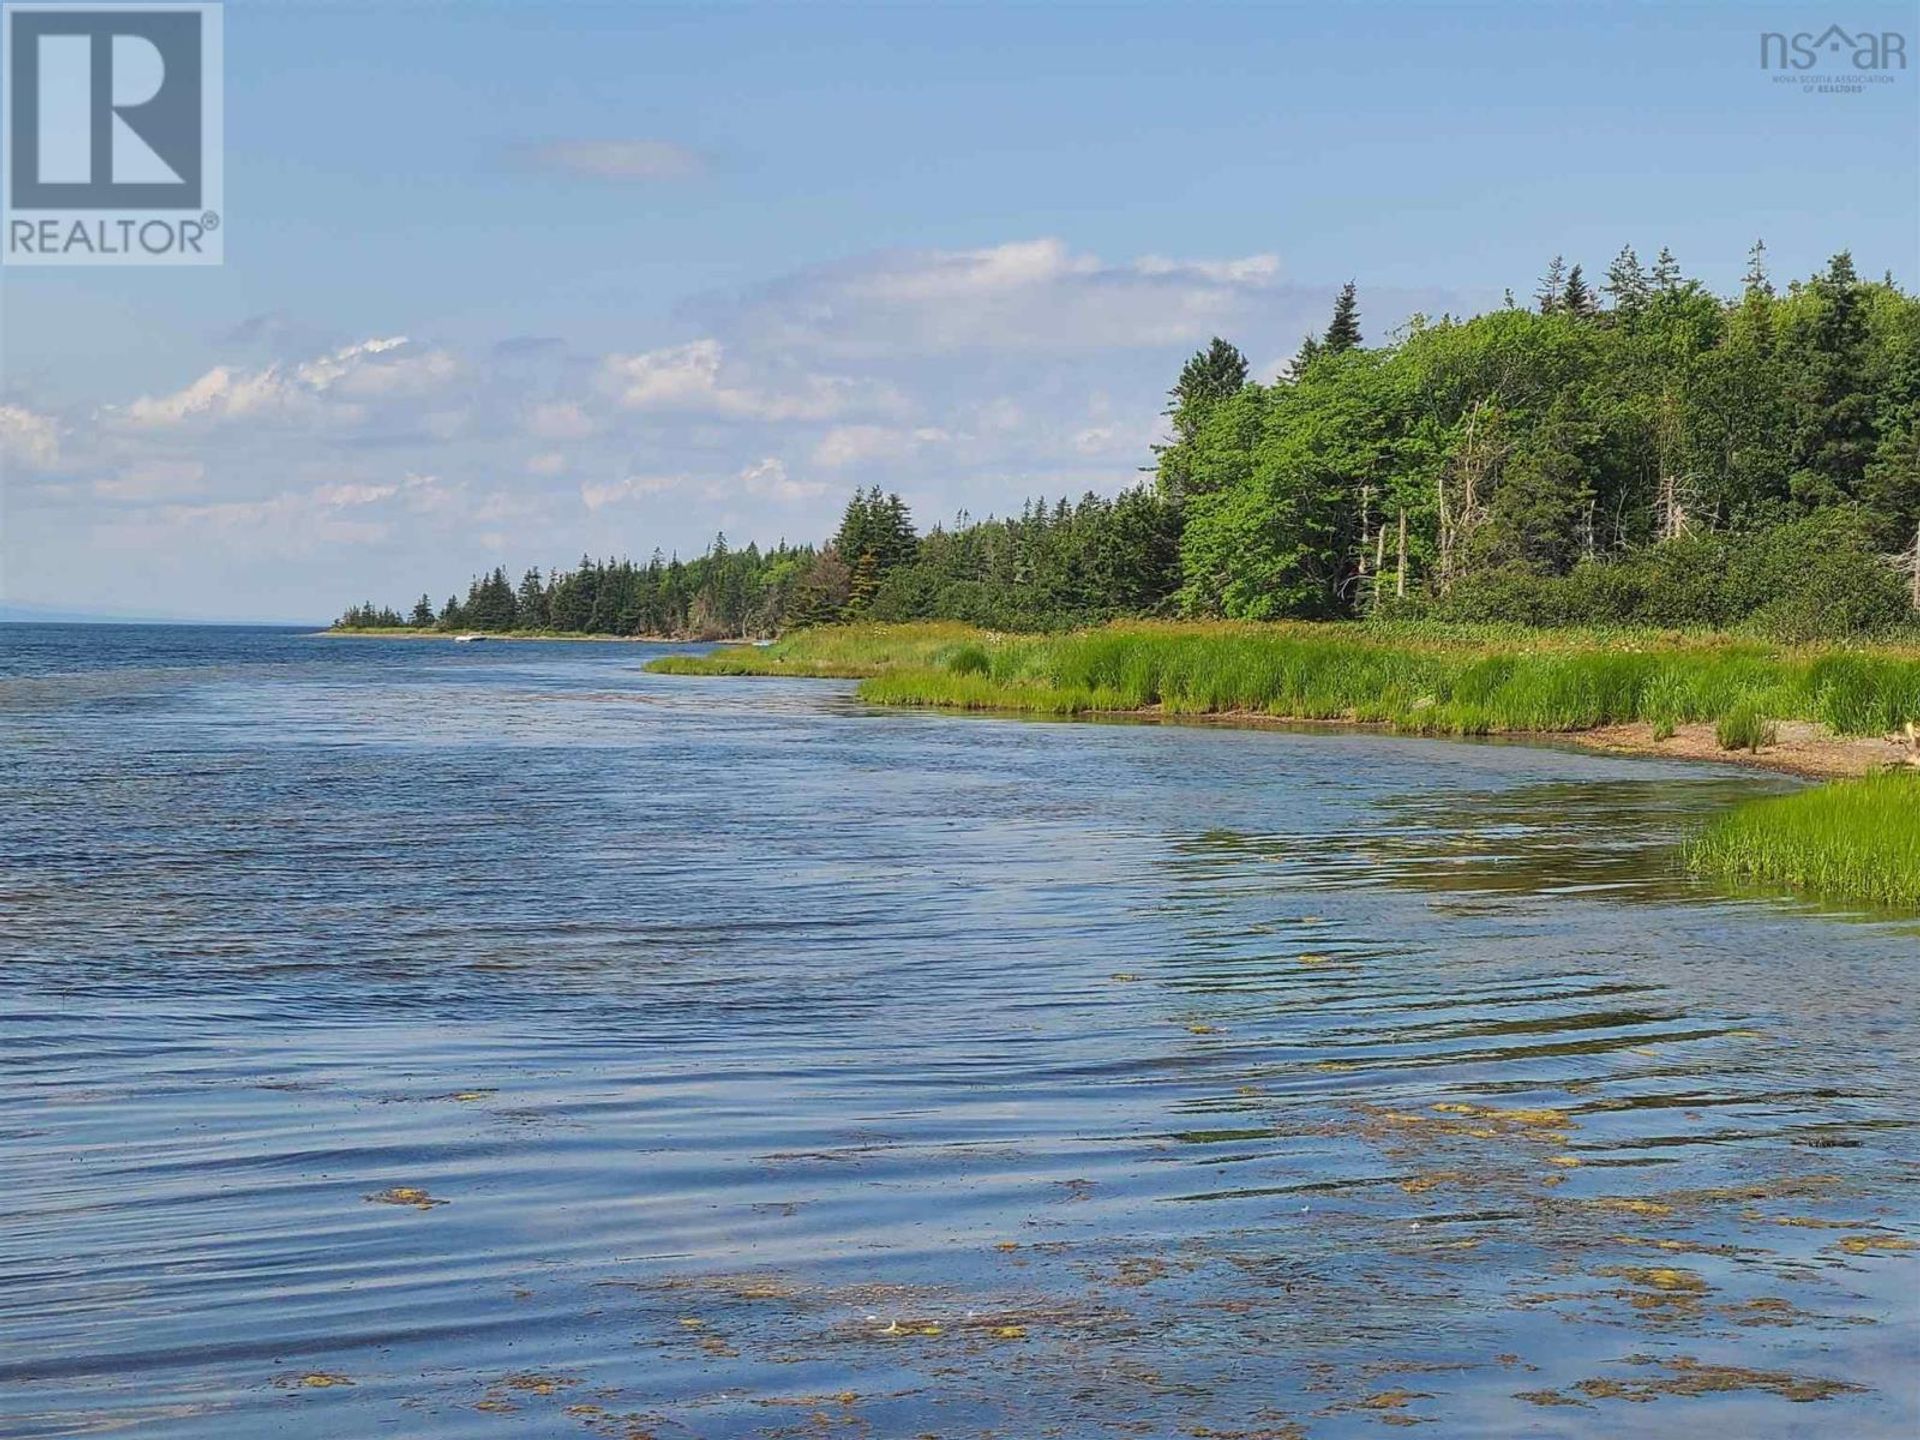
<box><xmin>1421</xmin><ymin>514</ymin><xmax>1913</xmax><ymax>640</ymax></box>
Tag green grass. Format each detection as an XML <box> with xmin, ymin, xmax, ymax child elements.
<box><xmin>1714</xmin><ymin>701</ymin><xmax>1777</xmax><ymax>753</ymax></box>
<box><xmin>654</xmin><ymin>620</ymin><xmax>1920</xmax><ymax>740</ymax></box>
<box><xmin>1689</xmin><ymin>772</ymin><xmax>1920</xmax><ymax>908</ymax></box>
<box><xmin>645</xmin><ymin>622</ymin><xmax>994</xmax><ymax>678</ymax></box>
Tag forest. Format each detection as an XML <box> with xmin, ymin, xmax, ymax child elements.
<box><xmin>336</xmin><ymin>245</ymin><xmax>1920</xmax><ymax>641</ymax></box>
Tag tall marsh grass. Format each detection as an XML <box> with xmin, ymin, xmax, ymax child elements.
<box><xmin>662</xmin><ymin>621</ymin><xmax>1920</xmax><ymax>742</ymax></box>
<box><xmin>1688</xmin><ymin>772</ymin><xmax>1920</xmax><ymax>908</ymax></box>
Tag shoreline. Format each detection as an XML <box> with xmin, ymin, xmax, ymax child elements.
<box><xmin>897</xmin><ymin>702</ymin><xmax>1912</xmax><ymax>782</ymax></box>
<box><xmin>1115</xmin><ymin>709</ymin><xmax>1914</xmax><ymax>781</ymax></box>
<box><xmin>318</xmin><ymin>628</ymin><xmax>754</xmax><ymax>645</ymax></box>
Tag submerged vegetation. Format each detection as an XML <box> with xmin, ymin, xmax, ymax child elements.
<box><xmin>1688</xmin><ymin>772</ymin><xmax>1920</xmax><ymax>908</ymax></box>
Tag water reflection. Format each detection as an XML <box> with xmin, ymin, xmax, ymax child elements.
<box><xmin>0</xmin><ymin>628</ymin><xmax>1914</xmax><ymax>1438</ymax></box>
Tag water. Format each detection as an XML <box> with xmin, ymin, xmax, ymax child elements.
<box><xmin>2</xmin><ymin>623</ymin><xmax>1915</xmax><ymax>1439</ymax></box>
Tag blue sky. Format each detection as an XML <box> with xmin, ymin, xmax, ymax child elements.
<box><xmin>3</xmin><ymin>0</ymin><xmax>1917</xmax><ymax>620</ymax></box>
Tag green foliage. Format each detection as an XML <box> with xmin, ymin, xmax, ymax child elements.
<box><xmin>1156</xmin><ymin>337</ymin><xmax>1250</xmax><ymax>500</ymax></box>
<box><xmin>678</xmin><ymin>621</ymin><xmax>1920</xmax><ymax>744</ymax></box>
<box><xmin>337</xmin><ymin>541</ymin><xmax>813</xmax><ymax>639</ymax></box>
<box><xmin>945</xmin><ymin>644</ymin><xmax>991</xmax><ymax>676</ymax></box>
<box><xmin>1173</xmin><ymin>252</ymin><xmax>1920</xmax><ymax>633</ymax></box>
<box><xmin>1715</xmin><ymin>701</ymin><xmax>1776</xmax><ymax>752</ymax></box>
<box><xmin>1689</xmin><ymin>772</ymin><xmax>1920</xmax><ymax>908</ymax></box>
<box><xmin>1425</xmin><ymin>512</ymin><xmax>1911</xmax><ymax>639</ymax></box>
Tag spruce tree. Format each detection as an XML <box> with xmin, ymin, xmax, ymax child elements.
<box><xmin>1323</xmin><ymin>281</ymin><xmax>1362</xmax><ymax>353</ymax></box>
<box><xmin>1562</xmin><ymin>265</ymin><xmax>1595</xmax><ymax>318</ymax></box>
<box><xmin>1743</xmin><ymin>239</ymin><xmax>1772</xmax><ymax>296</ymax></box>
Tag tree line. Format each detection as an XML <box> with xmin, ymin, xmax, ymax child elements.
<box><xmin>338</xmin><ymin>245</ymin><xmax>1920</xmax><ymax>640</ymax></box>
<box><xmin>1165</xmin><ymin>246</ymin><xmax>1920</xmax><ymax>637</ymax></box>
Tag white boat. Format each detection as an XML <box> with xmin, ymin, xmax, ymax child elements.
<box><xmin>453</xmin><ymin>633</ymin><xmax>491</xmax><ymax>643</ymax></box>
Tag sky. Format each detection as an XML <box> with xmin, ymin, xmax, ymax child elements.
<box><xmin>2</xmin><ymin>0</ymin><xmax>1917</xmax><ymax>622</ymax></box>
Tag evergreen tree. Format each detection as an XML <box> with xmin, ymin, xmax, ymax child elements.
<box><xmin>1652</xmin><ymin>245</ymin><xmax>1682</xmax><ymax>292</ymax></box>
<box><xmin>1535</xmin><ymin>256</ymin><xmax>1567</xmax><ymax>314</ymax></box>
<box><xmin>1157</xmin><ymin>337</ymin><xmax>1250</xmax><ymax>498</ymax></box>
<box><xmin>1604</xmin><ymin>245</ymin><xmax>1650</xmax><ymax>314</ymax></box>
<box><xmin>410</xmin><ymin>594</ymin><xmax>434</xmax><ymax>627</ymax></box>
<box><xmin>1323</xmin><ymin>281</ymin><xmax>1363</xmax><ymax>353</ymax></box>
<box><xmin>1561</xmin><ymin>265</ymin><xmax>1595</xmax><ymax>319</ymax></box>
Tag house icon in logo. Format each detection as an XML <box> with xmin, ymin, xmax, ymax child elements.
<box><xmin>1760</xmin><ymin>23</ymin><xmax>1910</xmax><ymax>71</ymax></box>
<box><xmin>1810</xmin><ymin>24</ymin><xmax>1854</xmax><ymax>55</ymax></box>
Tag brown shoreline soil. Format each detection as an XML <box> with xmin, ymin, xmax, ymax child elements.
<box><xmin>1093</xmin><ymin>709</ymin><xmax>1917</xmax><ymax>781</ymax></box>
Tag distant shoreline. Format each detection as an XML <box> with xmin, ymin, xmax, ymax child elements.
<box><xmin>318</xmin><ymin>627</ymin><xmax>757</xmax><ymax>645</ymax></box>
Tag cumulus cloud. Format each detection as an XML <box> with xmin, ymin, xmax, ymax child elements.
<box><xmin>116</xmin><ymin>337</ymin><xmax>457</xmax><ymax>428</ymax></box>
<box><xmin>738</xmin><ymin>457</ymin><xmax>827</xmax><ymax>502</ymax></box>
<box><xmin>517</xmin><ymin>139</ymin><xmax>706</xmax><ymax>181</ymax></box>
<box><xmin>0</xmin><ymin>403</ymin><xmax>60</xmax><ymax>469</ymax></box>
<box><xmin>597</xmin><ymin>338</ymin><xmax>873</xmax><ymax>422</ymax></box>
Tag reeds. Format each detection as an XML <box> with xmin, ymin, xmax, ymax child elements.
<box><xmin>1688</xmin><ymin>772</ymin><xmax>1920</xmax><ymax>908</ymax></box>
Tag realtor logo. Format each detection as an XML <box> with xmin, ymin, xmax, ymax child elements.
<box><xmin>3</xmin><ymin>3</ymin><xmax>222</xmax><ymax>265</ymax></box>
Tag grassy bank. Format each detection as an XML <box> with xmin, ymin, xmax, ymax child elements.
<box><xmin>1688</xmin><ymin>773</ymin><xmax>1920</xmax><ymax>909</ymax></box>
<box><xmin>650</xmin><ymin>621</ymin><xmax>1920</xmax><ymax>738</ymax></box>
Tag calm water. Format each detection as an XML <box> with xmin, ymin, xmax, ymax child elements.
<box><xmin>2</xmin><ymin>623</ymin><xmax>1915</xmax><ymax>1439</ymax></box>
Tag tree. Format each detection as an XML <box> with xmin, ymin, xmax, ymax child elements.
<box><xmin>516</xmin><ymin>568</ymin><xmax>549</xmax><ymax>629</ymax></box>
<box><xmin>1743</xmin><ymin>239</ymin><xmax>1772</xmax><ymax>296</ymax></box>
<box><xmin>1535</xmin><ymin>256</ymin><xmax>1567</xmax><ymax>314</ymax></box>
<box><xmin>1157</xmin><ymin>338</ymin><xmax>1250</xmax><ymax>499</ymax></box>
<box><xmin>1604</xmin><ymin>245</ymin><xmax>1650</xmax><ymax>316</ymax></box>
<box><xmin>1784</xmin><ymin>251</ymin><xmax>1874</xmax><ymax>508</ymax></box>
<box><xmin>1652</xmin><ymin>245</ymin><xmax>1682</xmax><ymax>292</ymax></box>
<box><xmin>1562</xmin><ymin>265</ymin><xmax>1596</xmax><ymax>319</ymax></box>
<box><xmin>1323</xmin><ymin>281</ymin><xmax>1363</xmax><ymax>353</ymax></box>
<box><xmin>409</xmin><ymin>594</ymin><xmax>434</xmax><ymax>627</ymax></box>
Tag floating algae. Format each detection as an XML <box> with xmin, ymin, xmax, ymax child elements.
<box><xmin>1835</xmin><ymin>1234</ymin><xmax>1916</xmax><ymax>1256</ymax></box>
<box><xmin>363</xmin><ymin>1186</ymin><xmax>447</xmax><ymax>1210</ymax></box>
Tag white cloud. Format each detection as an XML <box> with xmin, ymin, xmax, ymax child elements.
<box><xmin>738</xmin><ymin>457</ymin><xmax>827</xmax><ymax>503</ymax></box>
<box><xmin>580</xmin><ymin>473</ymin><xmax>685</xmax><ymax>511</ymax></box>
<box><xmin>116</xmin><ymin>337</ymin><xmax>457</xmax><ymax>428</ymax></box>
<box><xmin>521</xmin><ymin>139</ymin><xmax>705</xmax><ymax>181</ymax></box>
<box><xmin>0</xmin><ymin>403</ymin><xmax>60</xmax><ymax>469</ymax></box>
<box><xmin>596</xmin><ymin>338</ymin><xmax>869</xmax><ymax>422</ymax></box>
<box><xmin>526</xmin><ymin>451</ymin><xmax>568</xmax><ymax>476</ymax></box>
<box><xmin>311</xmin><ymin>481</ymin><xmax>398</xmax><ymax>507</ymax></box>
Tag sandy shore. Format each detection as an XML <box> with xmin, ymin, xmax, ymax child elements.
<box><xmin>1118</xmin><ymin>709</ymin><xmax>1917</xmax><ymax>781</ymax></box>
